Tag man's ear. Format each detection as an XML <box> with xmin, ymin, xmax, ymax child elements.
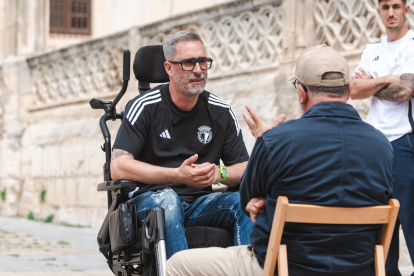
<box><xmin>404</xmin><ymin>4</ymin><xmax>410</xmax><ymax>16</ymax></box>
<box><xmin>298</xmin><ymin>85</ymin><xmax>308</xmax><ymax>104</ymax></box>
<box><xmin>298</xmin><ymin>85</ymin><xmax>309</xmax><ymax>104</ymax></box>
<box><xmin>164</xmin><ymin>61</ymin><xmax>173</xmax><ymax>77</ymax></box>
<box><xmin>348</xmin><ymin>81</ymin><xmax>353</xmax><ymax>100</ymax></box>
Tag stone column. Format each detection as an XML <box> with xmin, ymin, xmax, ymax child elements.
<box><xmin>3</xmin><ymin>0</ymin><xmax>18</xmax><ymax>58</ymax></box>
<box><xmin>0</xmin><ymin>0</ymin><xmax>46</xmax><ymax>61</ymax></box>
<box><xmin>0</xmin><ymin>57</ymin><xmax>32</xmax><ymax>216</ymax></box>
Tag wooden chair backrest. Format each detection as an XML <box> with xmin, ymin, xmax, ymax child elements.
<box><xmin>263</xmin><ymin>196</ymin><xmax>400</xmax><ymax>276</ymax></box>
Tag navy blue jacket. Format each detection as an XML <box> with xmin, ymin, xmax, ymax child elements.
<box><xmin>240</xmin><ymin>102</ymin><xmax>393</xmax><ymax>276</ymax></box>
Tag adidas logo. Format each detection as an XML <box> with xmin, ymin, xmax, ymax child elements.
<box><xmin>373</xmin><ymin>56</ymin><xmax>379</xmax><ymax>61</ymax></box>
<box><xmin>160</xmin><ymin>129</ymin><xmax>171</xmax><ymax>139</ymax></box>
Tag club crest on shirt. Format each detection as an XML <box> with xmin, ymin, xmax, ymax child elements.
<box><xmin>197</xmin><ymin>126</ymin><xmax>212</xmax><ymax>144</ymax></box>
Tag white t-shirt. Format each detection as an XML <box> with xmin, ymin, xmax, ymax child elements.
<box><xmin>354</xmin><ymin>30</ymin><xmax>414</xmax><ymax>142</ymax></box>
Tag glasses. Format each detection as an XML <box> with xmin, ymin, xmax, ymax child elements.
<box><xmin>292</xmin><ymin>79</ymin><xmax>308</xmax><ymax>92</ymax></box>
<box><xmin>169</xmin><ymin>57</ymin><xmax>213</xmax><ymax>71</ymax></box>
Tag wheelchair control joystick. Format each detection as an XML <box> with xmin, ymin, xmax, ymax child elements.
<box><xmin>89</xmin><ymin>49</ymin><xmax>130</xmax><ymax>185</ymax></box>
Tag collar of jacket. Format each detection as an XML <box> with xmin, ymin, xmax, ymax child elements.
<box><xmin>301</xmin><ymin>102</ymin><xmax>361</xmax><ymax>120</ymax></box>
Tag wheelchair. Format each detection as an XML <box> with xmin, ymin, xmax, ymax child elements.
<box><xmin>90</xmin><ymin>45</ymin><xmax>234</xmax><ymax>276</ymax></box>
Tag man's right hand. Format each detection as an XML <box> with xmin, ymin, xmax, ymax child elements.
<box><xmin>352</xmin><ymin>68</ymin><xmax>372</xmax><ymax>80</ymax></box>
<box><xmin>242</xmin><ymin>105</ymin><xmax>286</xmax><ymax>140</ymax></box>
<box><xmin>385</xmin><ymin>75</ymin><xmax>401</xmax><ymax>85</ymax></box>
<box><xmin>175</xmin><ymin>154</ymin><xmax>217</xmax><ymax>187</ymax></box>
<box><xmin>246</xmin><ymin>197</ymin><xmax>266</xmax><ymax>223</ymax></box>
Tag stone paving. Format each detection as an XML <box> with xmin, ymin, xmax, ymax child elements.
<box><xmin>0</xmin><ymin>216</ymin><xmax>413</xmax><ymax>276</ymax></box>
<box><xmin>0</xmin><ymin>216</ymin><xmax>112</xmax><ymax>276</ymax></box>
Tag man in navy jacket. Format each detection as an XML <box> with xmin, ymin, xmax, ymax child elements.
<box><xmin>167</xmin><ymin>45</ymin><xmax>393</xmax><ymax>276</ymax></box>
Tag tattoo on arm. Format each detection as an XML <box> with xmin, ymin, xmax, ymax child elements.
<box><xmin>111</xmin><ymin>149</ymin><xmax>134</xmax><ymax>161</ymax></box>
<box><xmin>374</xmin><ymin>82</ymin><xmax>384</xmax><ymax>89</ymax></box>
<box><xmin>375</xmin><ymin>74</ymin><xmax>414</xmax><ymax>102</ymax></box>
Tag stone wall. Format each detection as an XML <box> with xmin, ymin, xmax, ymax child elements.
<box><xmin>0</xmin><ymin>0</ymin><xmax>413</xmax><ymax>231</ymax></box>
<box><xmin>0</xmin><ymin>0</ymin><xmax>230</xmax><ymax>63</ymax></box>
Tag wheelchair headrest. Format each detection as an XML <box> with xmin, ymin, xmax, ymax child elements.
<box><xmin>133</xmin><ymin>45</ymin><xmax>170</xmax><ymax>83</ymax></box>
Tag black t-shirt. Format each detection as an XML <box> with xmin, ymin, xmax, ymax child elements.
<box><xmin>113</xmin><ymin>84</ymin><xmax>249</xmax><ymax>201</ymax></box>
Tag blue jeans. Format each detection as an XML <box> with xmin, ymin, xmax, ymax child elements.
<box><xmin>129</xmin><ymin>189</ymin><xmax>254</xmax><ymax>259</ymax></box>
<box><xmin>386</xmin><ymin>133</ymin><xmax>414</xmax><ymax>276</ymax></box>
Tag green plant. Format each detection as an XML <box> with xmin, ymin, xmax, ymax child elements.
<box><xmin>58</xmin><ymin>241</ymin><xmax>69</xmax><ymax>245</ymax></box>
<box><xmin>59</xmin><ymin>222</ymin><xmax>84</xmax><ymax>228</ymax></box>
<box><xmin>44</xmin><ymin>214</ymin><xmax>54</xmax><ymax>223</ymax></box>
<box><xmin>40</xmin><ymin>258</ymin><xmax>56</xmax><ymax>261</ymax></box>
<box><xmin>0</xmin><ymin>188</ymin><xmax>6</xmax><ymax>201</ymax></box>
<box><xmin>40</xmin><ymin>188</ymin><xmax>46</xmax><ymax>202</ymax></box>
<box><xmin>27</xmin><ymin>212</ymin><xmax>34</xmax><ymax>220</ymax></box>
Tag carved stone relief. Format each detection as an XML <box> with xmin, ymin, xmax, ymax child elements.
<box><xmin>27</xmin><ymin>33</ymin><xmax>129</xmax><ymax>108</ymax></box>
<box><xmin>141</xmin><ymin>4</ymin><xmax>283</xmax><ymax>76</ymax></box>
<box><xmin>27</xmin><ymin>3</ymin><xmax>283</xmax><ymax>109</ymax></box>
<box><xmin>314</xmin><ymin>0</ymin><xmax>414</xmax><ymax>51</ymax></box>
<box><xmin>11</xmin><ymin>0</ymin><xmax>414</xmax><ymax>110</ymax></box>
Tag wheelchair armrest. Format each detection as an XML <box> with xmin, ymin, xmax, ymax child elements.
<box><xmin>97</xmin><ymin>179</ymin><xmax>140</xmax><ymax>191</ymax></box>
<box><xmin>211</xmin><ymin>184</ymin><xmax>240</xmax><ymax>193</ymax></box>
<box><xmin>212</xmin><ymin>184</ymin><xmax>228</xmax><ymax>192</ymax></box>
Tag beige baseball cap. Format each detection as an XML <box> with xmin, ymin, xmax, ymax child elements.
<box><xmin>290</xmin><ymin>44</ymin><xmax>350</xmax><ymax>87</ymax></box>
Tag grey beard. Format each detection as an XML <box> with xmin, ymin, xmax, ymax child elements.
<box><xmin>185</xmin><ymin>83</ymin><xmax>205</xmax><ymax>96</ymax></box>
<box><xmin>175</xmin><ymin>73</ymin><xmax>206</xmax><ymax>96</ymax></box>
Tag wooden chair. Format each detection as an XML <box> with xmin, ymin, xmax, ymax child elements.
<box><xmin>263</xmin><ymin>196</ymin><xmax>400</xmax><ymax>276</ymax></box>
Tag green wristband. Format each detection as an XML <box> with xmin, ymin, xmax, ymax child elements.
<box><xmin>217</xmin><ymin>165</ymin><xmax>228</xmax><ymax>183</ymax></box>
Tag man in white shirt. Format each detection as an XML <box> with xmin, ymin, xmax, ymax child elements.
<box><xmin>351</xmin><ymin>1</ymin><xmax>414</xmax><ymax>275</ymax></box>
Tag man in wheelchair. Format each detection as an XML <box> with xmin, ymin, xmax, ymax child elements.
<box><xmin>110</xmin><ymin>31</ymin><xmax>253</xmax><ymax>259</ymax></box>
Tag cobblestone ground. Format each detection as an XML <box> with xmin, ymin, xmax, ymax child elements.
<box><xmin>0</xmin><ymin>217</ymin><xmax>112</xmax><ymax>276</ymax></box>
<box><xmin>0</xmin><ymin>216</ymin><xmax>413</xmax><ymax>276</ymax></box>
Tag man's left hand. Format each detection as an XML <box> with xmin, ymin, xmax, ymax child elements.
<box><xmin>242</xmin><ymin>105</ymin><xmax>286</xmax><ymax>140</ymax></box>
<box><xmin>246</xmin><ymin>197</ymin><xmax>266</xmax><ymax>223</ymax></box>
<box><xmin>192</xmin><ymin>163</ymin><xmax>221</xmax><ymax>184</ymax></box>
